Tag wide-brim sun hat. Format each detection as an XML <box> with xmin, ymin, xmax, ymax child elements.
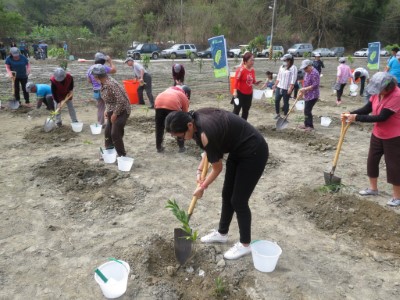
<box><xmin>281</xmin><ymin>54</ymin><xmax>293</xmax><ymax>61</ymax></box>
<box><xmin>90</xmin><ymin>64</ymin><xmax>107</xmax><ymax>76</ymax></box>
<box><xmin>366</xmin><ymin>72</ymin><xmax>395</xmax><ymax>95</ymax></box>
<box><xmin>300</xmin><ymin>59</ymin><xmax>313</xmax><ymax>69</ymax></box>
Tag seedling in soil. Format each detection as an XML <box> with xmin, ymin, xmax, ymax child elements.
<box><xmin>216</xmin><ymin>94</ymin><xmax>224</xmax><ymax>108</ymax></box>
<box><xmin>141</xmin><ymin>54</ymin><xmax>150</xmax><ymax>69</ymax></box>
<box><xmin>197</xmin><ymin>57</ymin><xmax>204</xmax><ymax>73</ymax></box>
<box><xmin>166</xmin><ymin>199</ymin><xmax>198</xmax><ymax>241</ymax></box>
<box><xmin>214</xmin><ymin>277</ymin><xmax>226</xmax><ymax>297</ymax></box>
<box><xmin>315</xmin><ymin>183</ymin><xmax>346</xmax><ymax>193</ymax></box>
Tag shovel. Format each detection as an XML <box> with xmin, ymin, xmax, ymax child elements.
<box><xmin>324</xmin><ymin>118</ymin><xmax>351</xmax><ymax>185</ymax></box>
<box><xmin>8</xmin><ymin>72</ymin><xmax>20</xmax><ymax>110</ymax></box>
<box><xmin>174</xmin><ymin>157</ymin><xmax>210</xmax><ymax>265</ymax></box>
<box><xmin>43</xmin><ymin>94</ymin><xmax>72</xmax><ymax>132</ymax></box>
<box><xmin>276</xmin><ymin>95</ymin><xmax>301</xmax><ymax>130</ymax></box>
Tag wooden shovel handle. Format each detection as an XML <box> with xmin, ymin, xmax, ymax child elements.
<box><xmin>331</xmin><ymin>120</ymin><xmax>351</xmax><ymax>170</ymax></box>
<box><xmin>188</xmin><ymin>156</ymin><xmax>210</xmax><ymax>216</ymax></box>
<box><xmin>54</xmin><ymin>93</ymin><xmax>73</xmax><ymax>114</ymax></box>
<box><xmin>283</xmin><ymin>94</ymin><xmax>301</xmax><ymax>122</ymax></box>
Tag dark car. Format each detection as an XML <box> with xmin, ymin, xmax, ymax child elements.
<box><xmin>197</xmin><ymin>47</ymin><xmax>212</xmax><ymax>58</ymax></box>
<box><xmin>330</xmin><ymin>47</ymin><xmax>345</xmax><ymax>57</ymax></box>
<box><xmin>126</xmin><ymin>43</ymin><xmax>160</xmax><ymax>60</ymax></box>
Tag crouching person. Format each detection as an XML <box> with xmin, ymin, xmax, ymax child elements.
<box><xmin>25</xmin><ymin>82</ymin><xmax>53</xmax><ymax>110</ymax></box>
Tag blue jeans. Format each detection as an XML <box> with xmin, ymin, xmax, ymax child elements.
<box><xmin>275</xmin><ymin>88</ymin><xmax>290</xmax><ymax>115</ymax></box>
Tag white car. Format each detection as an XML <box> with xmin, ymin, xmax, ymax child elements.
<box><xmin>354</xmin><ymin>48</ymin><xmax>368</xmax><ymax>57</ymax></box>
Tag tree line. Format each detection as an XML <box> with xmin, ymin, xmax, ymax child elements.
<box><xmin>1</xmin><ymin>0</ymin><xmax>399</xmax><ymax>57</ymax></box>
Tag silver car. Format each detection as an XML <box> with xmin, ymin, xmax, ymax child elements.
<box><xmin>161</xmin><ymin>44</ymin><xmax>197</xmax><ymax>59</ymax></box>
<box><xmin>312</xmin><ymin>48</ymin><xmax>333</xmax><ymax>57</ymax></box>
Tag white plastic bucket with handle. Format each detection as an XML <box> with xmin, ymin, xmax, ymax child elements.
<box><xmin>321</xmin><ymin>117</ymin><xmax>332</xmax><ymax>127</ymax></box>
<box><xmin>350</xmin><ymin>83</ymin><xmax>358</xmax><ymax>92</ymax></box>
<box><xmin>264</xmin><ymin>89</ymin><xmax>273</xmax><ymax>98</ymax></box>
<box><xmin>295</xmin><ymin>100</ymin><xmax>305</xmax><ymax>111</ymax></box>
<box><xmin>253</xmin><ymin>89</ymin><xmax>265</xmax><ymax>100</ymax></box>
<box><xmin>71</xmin><ymin>122</ymin><xmax>83</xmax><ymax>132</ymax></box>
<box><xmin>102</xmin><ymin>149</ymin><xmax>117</xmax><ymax>164</ymax></box>
<box><xmin>117</xmin><ymin>157</ymin><xmax>134</xmax><ymax>172</ymax></box>
<box><xmin>90</xmin><ymin>123</ymin><xmax>102</xmax><ymax>135</ymax></box>
<box><xmin>94</xmin><ymin>260</ymin><xmax>130</xmax><ymax>299</ymax></box>
<box><xmin>251</xmin><ymin>240</ymin><xmax>282</xmax><ymax>272</ymax></box>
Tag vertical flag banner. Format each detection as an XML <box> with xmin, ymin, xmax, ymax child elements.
<box><xmin>208</xmin><ymin>35</ymin><xmax>228</xmax><ymax>78</ymax></box>
<box><xmin>367</xmin><ymin>42</ymin><xmax>380</xmax><ymax>70</ymax></box>
<box><xmin>266</xmin><ymin>35</ymin><xmax>271</xmax><ymax>48</ymax></box>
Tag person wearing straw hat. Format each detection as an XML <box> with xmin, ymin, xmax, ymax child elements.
<box><xmin>165</xmin><ymin>108</ymin><xmax>268</xmax><ymax>260</ymax></box>
<box><xmin>25</xmin><ymin>82</ymin><xmax>53</xmax><ymax>110</ymax></box>
<box><xmin>5</xmin><ymin>47</ymin><xmax>31</xmax><ymax>107</ymax></box>
<box><xmin>87</xmin><ymin>52</ymin><xmax>116</xmax><ymax>127</ymax></box>
<box><xmin>124</xmin><ymin>57</ymin><xmax>155</xmax><ymax>108</ymax></box>
<box><xmin>298</xmin><ymin>59</ymin><xmax>320</xmax><ymax>132</ymax></box>
<box><xmin>341</xmin><ymin>72</ymin><xmax>400</xmax><ymax>207</ymax></box>
<box><xmin>50</xmin><ymin>67</ymin><xmax>78</xmax><ymax>126</ymax></box>
<box><xmin>90</xmin><ymin>64</ymin><xmax>131</xmax><ymax>157</ymax></box>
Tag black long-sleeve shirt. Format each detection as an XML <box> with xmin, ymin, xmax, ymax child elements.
<box><xmin>351</xmin><ymin>101</ymin><xmax>394</xmax><ymax>122</ymax></box>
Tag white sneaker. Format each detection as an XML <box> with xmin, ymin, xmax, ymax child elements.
<box><xmin>200</xmin><ymin>230</ymin><xmax>228</xmax><ymax>243</ymax></box>
<box><xmin>223</xmin><ymin>242</ymin><xmax>252</xmax><ymax>260</ymax></box>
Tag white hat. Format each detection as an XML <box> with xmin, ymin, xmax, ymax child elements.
<box><xmin>300</xmin><ymin>59</ymin><xmax>313</xmax><ymax>69</ymax></box>
<box><xmin>366</xmin><ymin>72</ymin><xmax>395</xmax><ymax>95</ymax></box>
<box><xmin>54</xmin><ymin>68</ymin><xmax>66</xmax><ymax>82</ymax></box>
<box><xmin>338</xmin><ymin>57</ymin><xmax>346</xmax><ymax>63</ymax></box>
<box><xmin>26</xmin><ymin>82</ymin><xmax>35</xmax><ymax>92</ymax></box>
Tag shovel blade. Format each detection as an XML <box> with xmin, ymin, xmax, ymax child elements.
<box><xmin>324</xmin><ymin>171</ymin><xmax>341</xmax><ymax>185</ymax></box>
<box><xmin>44</xmin><ymin>118</ymin><xmax>56</xmax><ymax>132</ymax></box>
<box><xmin>8</xmin><ymin>100</ymin><xmax>20</xmax><ymax>110</ymax></box>
<box><xmin>276</xmin><ymin>117</ymin><xmax>288</xmax><ymax>130</ymax></box>
<box><xmin>174</xmin><ymin>228</ymin><xmax>192</xmax><ymax>265</ymax></box>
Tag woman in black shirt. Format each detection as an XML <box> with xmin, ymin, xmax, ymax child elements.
<box><xmin>165</xmin><ymin>108</ymin><xmax>268</xmax><ymax>260</ymax></box>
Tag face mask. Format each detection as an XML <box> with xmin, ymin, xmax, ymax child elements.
<box><xmin>282</xmin><ymin>62</ymin><xmax>287</xmax><ymax>67</ymax></box>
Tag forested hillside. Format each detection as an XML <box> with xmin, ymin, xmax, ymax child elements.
<box><xmin>1</xmin><ymin>0</ymin><xmax>400</xmax><ymax>56</ymax></box>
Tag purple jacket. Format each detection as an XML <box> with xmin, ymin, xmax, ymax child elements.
<box><xmin>303</xmin><ymin>67</ymin><xmax>320</xmax><ymax>101</ymax></box>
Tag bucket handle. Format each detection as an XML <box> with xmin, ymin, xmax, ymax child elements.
<box><xmin>95</xmin><ymin>268</ymin><xmax>108</xmax><ymax>283</ymax></box>
<box><xmin>250</xmin><ymin>240</ymin><xmax>278</xmax><ymax>245</ymax></box>
<box><xmin>108</xmin><ymin>257</ymin><xmax>129</xmax><ymax>272</ymax></box>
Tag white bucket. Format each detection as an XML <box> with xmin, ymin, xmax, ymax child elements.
<box><xmin>321</xmin><ymin>117</ymin><xmax>332</xmax><ymax>127</ymax></box>
<box><xmin>102</xmin><ymin>149</ymin><xmax>117</xmax><ymax>164</ymax></box>
<box><xmin>350</xmin><ymin>83</ymin><xmax>358</xmax><ymax>92</ymax></box>
<box><xmin>90</xmin><ymin>124</ymin><xmax>102</xmax><ymax>135</ymax></box>
<box><xmin>295</xmin><ymin>100</ymin><xmax>305</xmax><ymax>111</ymax></box>
<box><xmin>350</xmin><ymin>91</ymin><xmax>358</xmax><ymax>97</ymax></box>
<box><xmin>264</xmin><ymin>89</ymin><xmax>273</xmax><ymax>98</ymax></box>
<box><xmin>117</xmin><ymin>157</ymin><xmax>134</xmax><ymax>172</ymax></box>
<box><xmin>71</xmin><ymin>122</ymin><xmax>83</xmax><ymax>132</ymax></box>
<box><xmin>251</xmin><ymin>240</ymin><xmax>282</xmax><ymax>272</ymax></box>
<box><xmin>94</xmin><ymin>260</ymin><xmax>130</xmax><ymax>299</ymax></box>
<box><xmin>253</xmin><ymin>89</ymin><xmax>264</xmax><ymax>100</ymax></box>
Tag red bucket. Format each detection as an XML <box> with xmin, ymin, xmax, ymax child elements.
<box><xmin>123</xmin><ymin>79</ymin><xmax>139</xmax><ymax>104</ymax></box>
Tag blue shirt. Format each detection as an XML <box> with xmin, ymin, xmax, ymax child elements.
<box><xmin>35</xmin><ymin>84</ymin><xmax>52</xmax><ymax>98</ymax></box>
<box><xmin>5</xmin><ymin>55</ymin><xmax>29</xmax><ymax>78</ymax></box>
<box><xmin>388</xmin><ymin>58</ymin><xmax>400</xmax><ymax>82</ymax></box>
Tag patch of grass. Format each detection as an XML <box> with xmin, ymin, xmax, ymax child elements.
<box><xmin>214</xmin><ymin>277</ymin><xmax>226</xmax><ymax>297</ymax></box>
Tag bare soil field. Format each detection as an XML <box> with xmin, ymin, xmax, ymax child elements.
<box><xmin>0</xmin><ymin>57</ymin><xmax>399</xmax><ymax>300</ymax></box>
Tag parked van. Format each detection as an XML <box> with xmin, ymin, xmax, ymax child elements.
<box><xmin>287</xmin><ymin>43</ymin><xmax>313</xmax><ymax>57</ymax></box>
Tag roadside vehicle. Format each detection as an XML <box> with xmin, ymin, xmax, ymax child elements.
<box><xmin>287</xmin><ymin>43</ymin><xmax>313</xmax><ymax>57</ymax></box>
<box><xmin>197</xmin><ymin>47</ymin><xmax>212</xmax><ymax>58</ymax></box>
<box><xmin>228</xmin><ymin>45</ymin><xmax>249</xmax><ymax>58</ymax></box>
<box><xmin>354</xmin><ymin>48</ymin><xmax>368</xmax><ymax>57</ymax></box>
<box><xmin>380</xmin><ymin>49</ymin><xmax>389</xmax><ymax>56</ymax></box>
<box><xmin>257</xmin><ymin>45</ymin><xmax>284</xmax><ymax>57</ymax></box>
<box><xmin>311</xmin><ymin>48</ymin><xmax>333</xmax><ymax>57</ymax></box>
<box><xmin>161</xmin><ymin>44</ymin><xmax>197</xmax><ymax>59</ymax></box>
<box><xmin>330</xmin><ymin>47</ymin><xmax>345</xmax><ymax>57</ymax></box>
<box><xmin>126</xmin><ymin>43</ymin><xmax>160</xmax><ymax>60</ymax></box>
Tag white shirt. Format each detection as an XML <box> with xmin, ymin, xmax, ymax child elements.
<box><xmin>276</xmin><ymin>64</ymin><xmax>297</xmax><ymax>90</ymax></box>
<box><xmin>352</xmin><ymin>67</ymin><xmax>369</xmax><ymax>80</ymax></box>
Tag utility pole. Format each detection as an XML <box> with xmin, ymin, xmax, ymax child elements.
<box><xmin>269</xmin><ymin>0</ymin><xmax>277</xmax><ymax>60</ymax></box>
<box><xmin>181</xmin><ymin>0</ymin><xmax>183</xmax><ymax>41</ymax></box>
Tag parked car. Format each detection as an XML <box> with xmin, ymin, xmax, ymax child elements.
<box><xmin>126</xmin><ymin>43</ymin><xmax>160</xmax><ymax>60</ymax></box>
<box><xmin>228</xmin><ymin>45</ymin><xmax>249</xmax><ymax>58</ymax></box>
<box><xmin>354</xmin><ymin>48</ymin><xmax>368</xmax><ymax>57</ymax></box>
<box><xmin>330</xmin><ymin>47</ymin><xmax>345</xmax><ymax>57</ymax></box>
<box><xmin>287</xmin><ymin>43</ymin><xmax>313</xmax><ymax>57</ymax></box>
<box><xmin>197</xmin><ymin>47</ymin><xmax>212</xmax><ymax>58</ymax></box>
<box><xmin>257</xmin><ymin>45</ymin><xmax>284</xmax><ymax>57</ymax></box>
<box><xmin>380</xmin><ymin>49</ymin><xmax>389</xmax><ymax>56</ymax></box>
<box><xmin>311</xmin><ymin>48</ymin><xmax>333</xmax><ymax>57</ymax></box>
<box><xmin>161</xmin><ymin>44</ymin><xmax>197</xmax><ymax>59</ymax></box>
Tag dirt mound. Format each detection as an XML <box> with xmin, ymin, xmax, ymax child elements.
<box><xmin>24</xmin><ymin>125</ymin><xmax>78</xmax><ymax>143</ymax></box>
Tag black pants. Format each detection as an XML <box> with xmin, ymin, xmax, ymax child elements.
<box><xmin>359</xmin><ymin>76</ymin><xmax>366</xmax><ymax>96</ymax></box>
<box><xmin>232</xmin><ymin>90</ymin><xmax>252</xmax><ymax>120</ymax></box>
<box><xmin>336</xmin><ymin>83</ymin><xmax>346</xmax><ymax>101</ymax></box>
<box><xmin>275</xmin><ymin>87</ymin><xmax>290</xmax><ymax>115</ymax></box>
<box><xmin>155</xmin><ymin>108</ymin><xmax>184</xmax><ymax>150</ymax></box>
<box><xmin>137</xmin><ymin>73</ymin><xmax>154</xmax><ymax>106</ymax></box>
<box><xmin>219</xmin><ymin>140</ymin><xmax>269</xmax><ymax>244</ymax></box>
<box><xmin>14</xmin><ymin>77</ymin><xmax>29</xmax><ymax>103</ymax></box>
<box><xmin>105</xmin><ymin>110</ymin><xmax>129</xmax><ymax>157</ymax></box>
<box><xmin>304</xmin><ymin>98</ymin><xmax>318</xmax><ymax>128</ymax></box>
